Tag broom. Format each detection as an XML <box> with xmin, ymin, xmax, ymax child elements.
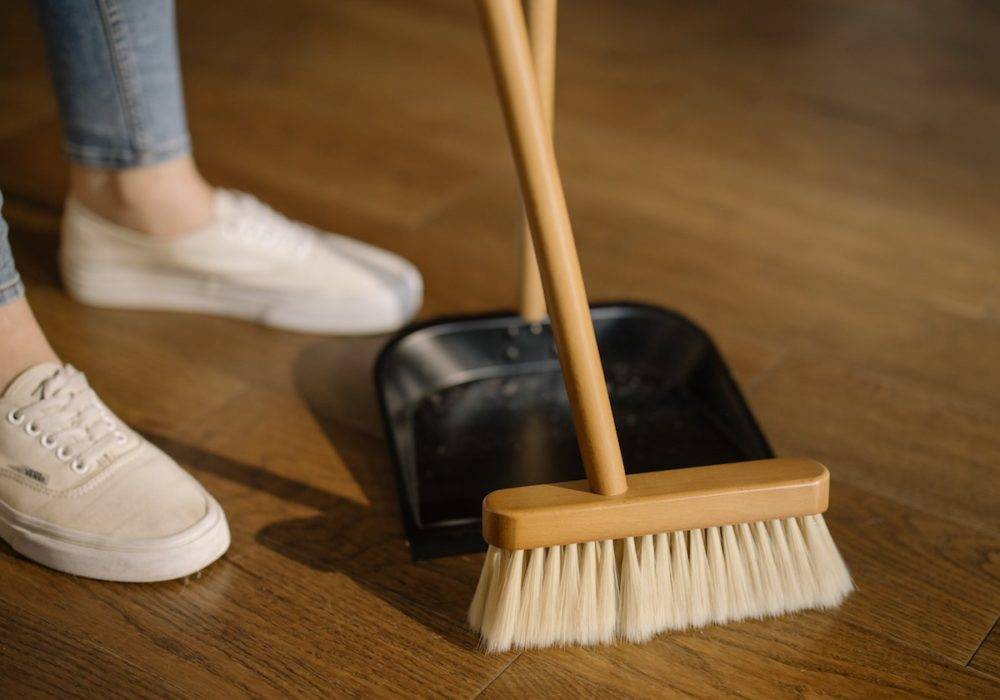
<box><xmin>469</xmin><ymin>0</ymin><xmax>853</xmax><ymax>652</ymax></box>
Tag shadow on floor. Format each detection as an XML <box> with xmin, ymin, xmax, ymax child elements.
<box><xmin>290</xmin><ymin>335</ymin><xmax>397</xmax><ymax>512</ymax></box>
<box><xmin>146</xmin><ymin>351</ymin><xmax>481</xmax><ymax>652</ymax></box>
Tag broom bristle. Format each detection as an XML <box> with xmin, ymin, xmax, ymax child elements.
<box><xmin>471</xmin><ymin>514</ymin><xmax>853</xmax><ymax>652</ymax></box>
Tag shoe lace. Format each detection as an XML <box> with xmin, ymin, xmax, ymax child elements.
<box><xmin>223</xmin><ymin>191</ymin><xmax>316</xmax><ymax>259</ymax></box>
<box><xmin>7</xmin><ymin>366</ymin><xmax>126</xmax><ymax>474</ymax></box>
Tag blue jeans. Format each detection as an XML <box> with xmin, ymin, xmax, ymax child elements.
<box><xmin>0</xmin><ymin>0</ymin><xmax>189</xmax><ymax>307</ymax></box>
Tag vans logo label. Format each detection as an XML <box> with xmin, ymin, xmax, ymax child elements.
<box><xmin>7</xmin><ymin>465</ymin><xmax>48</xmax><ymax>484</ymax></box>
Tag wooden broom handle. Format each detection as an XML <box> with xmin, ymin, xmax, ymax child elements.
<box><xmin>479</xmin><ymin>0</ymin><xmax>628</xmax><ymax>496</ymax></box>
<box><xmin>517</xmin><ymin>0</ymin><xmax>556</xmax><ymax>322</ymax></box>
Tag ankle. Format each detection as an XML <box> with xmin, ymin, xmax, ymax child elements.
<box><xmin>68</xmin><ymin>156</ymin><xmax>215</xmax><ymax>238</ymax></box>
<box><xmin>0</xmin><ymin>298</ymin><xmax>60</xmax><ymax>392</ymax></box>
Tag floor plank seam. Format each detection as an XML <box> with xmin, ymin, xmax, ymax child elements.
<box><xmin>471</xmin><ymin>651</ymin><xmax>522</xmax><ymax>699</ymax></box>
<box><xmin>966</xmin><ymin>614</ymin><xmax>999</xmax><ymax>667</ymax></box>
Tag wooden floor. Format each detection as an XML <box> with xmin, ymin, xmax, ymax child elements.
<box><xmin>2</xmin><ymin>0</ymin><xmax>999</xmax><ymax>696</ymax></box>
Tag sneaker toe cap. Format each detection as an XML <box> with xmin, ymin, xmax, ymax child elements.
<box><xmin>273</xmin><ymin>236</ymin><xmax>423</xmax><ymax>333</ymax></box>
<box><xmin>58</xmin><ymin>444</ymin><xmax>222</xmax><ymax>542</ymax></box>
<box><xmin>328</xmin><ymin>235</ymin><xmax>421</xmax><ymax>298</ymax></box>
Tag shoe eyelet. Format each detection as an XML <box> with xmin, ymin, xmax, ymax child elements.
<box><xmin>7</xmin><ymin>409</ymin><xmax>24</xmax><ymax>425</ymax></box>
<box><xmin>56</xmin><ymin>445</ymin><xmax>72</xmax><ymax>461</ymax></box>
<box><xmin>114</xmin><ymin>431</ymin><xmax>127</xmax><ymax>445</ymax></box>
<box><xmin>70</xmin><ymin>459</ymin><xmax>88</xmax><ymax>474</ymax></box>
<box><xmin>24</xmin><ymin>421</ymin><xmax>41</xmax><ymax>436</ymax></box>
<box><xmin>41</xmin><ymin>434</ymin><xmax>57</xmax><ymax>449</ymax></box>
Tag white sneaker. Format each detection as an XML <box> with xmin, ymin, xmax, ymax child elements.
<box><xmin>0</xmin><ymin>363</ymin><xmax>230</xmax><ymax>582</ymax></box>
<box><xmin>60</xmin><ymin>190</ymin><xmax>423</xmax><ymax>334</ymax></box>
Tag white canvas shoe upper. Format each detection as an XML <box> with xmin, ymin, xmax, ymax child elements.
<box><xmin>60</xmin><ymin>190</ymin><xmax>423</xmax><ymax>334</ymax></box>
<box><xmin>0</xmin><ymin>363</ymin><xmax>229</xmax><ymax>581</ymax></box>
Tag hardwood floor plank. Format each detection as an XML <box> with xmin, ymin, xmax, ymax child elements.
<box><xmin>824</xmin><ymin>483</ymin><xmax>1000</xmax><ymax>664</ymax></box>
<box><xmin>480</xmin><ymin>620</ymin><xmax>999</xmax><ymax>699</ymax></box>
<box><xmin>0</xmin><ymin>554</ymin><xmax>259</xmax><ymax>697</ymax></box>
<box><xmin>749</xmin><ymin>353</ymin><xmax>1000</xmax><ymax>534</ymax></box>
<box><xmin>0</xmin><ymin>600</ymin><xmax>182</xmax><ymax>699</ymax></box>
<box><xmin>970</xmin><ymin>619</ymin><xmax>1000</xmax><ymax>680</ymax></box>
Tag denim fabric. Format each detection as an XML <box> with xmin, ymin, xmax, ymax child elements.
<box><xmin>0</xmin><ymin>191</ymin><xmax>25</xmax><ymax>307</ymax></box>
<box><xmin>36</xmin><ymin>0</ymin><xmax>190</xmax><ymax>169</ymax></box>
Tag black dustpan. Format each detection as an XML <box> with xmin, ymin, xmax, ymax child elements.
<box><xmin>374</xmin><ymin>4</ymin><xmax>771</xmax><ymax>560</ymax></box>
<box><xmin>375</xmin><ymin>303</ymin><xmax>771</xmax><ymax>559</ymax></box>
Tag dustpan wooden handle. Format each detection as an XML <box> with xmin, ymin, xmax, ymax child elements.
<box><xmin>518</xmin><ymin>0</ymin><xmax>556</xmax><ymax>322</ymax></box>
<box><xmin>479</xmin><ymin>0</ymin><xmax>628</xmax><ymax>497</ymax></box>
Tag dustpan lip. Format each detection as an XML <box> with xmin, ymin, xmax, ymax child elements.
<box><xmin>373</xmin><ymin>299</ymin><xmax>712</xmax><ymax>383</ymax></box>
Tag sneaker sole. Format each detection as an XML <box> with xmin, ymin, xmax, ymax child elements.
<box><xmin>61</xmin><ymin>261</ymin><xmax>421</xmax><ymax>335</ymax></box>
<box><xmin>0</xmin><ymin>497</ymin><xmax>230</xmax><ymax>582</ymax></box>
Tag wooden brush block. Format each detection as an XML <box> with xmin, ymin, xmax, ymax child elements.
<box><xmin>482</xmin><ymin>458</ymin><xmax>830</xmax><ymax>550</ymax></box>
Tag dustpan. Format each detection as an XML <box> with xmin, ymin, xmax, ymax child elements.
<box><xmin>374</xmin><ymin>0</ymin><xmax>772</xmax><ymax>560</ymax></box>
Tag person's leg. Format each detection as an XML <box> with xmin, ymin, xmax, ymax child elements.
<box><xmin>37</xmin><ymin>0</ymin><xmax>422</xmax><ymax>333</ymax></box>
<box><xmin>0</xmin><ymin>192</ymin><xmax>59</xmax><ymax>392</ymax></box>
<box><xmin>0</xmin><ymin>187</ymin><xmax>230</xmax><ymax>582</ymax></box>
<box><xmin>36</xmin><ymin>0</ymin><xmax>212</xmax><ymax>236</ymax></box>
<box><xmin>0</xmin><ymin>4</ymin><xmax>231</xmax><ymax>585</ymax></box>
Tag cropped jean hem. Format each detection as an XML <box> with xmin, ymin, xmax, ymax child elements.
<box><xmin>66</xmin><ymin>132</ymin><xmax>191</xmax><ymax>170</ymax></box>
<box><xmin>0</xmin><ymin>275</ymin><xmax>25</xmax><ymax>307</ymax></box>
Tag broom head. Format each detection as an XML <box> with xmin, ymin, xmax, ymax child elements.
<box><xmin>468</xmin><ymin>458</ymin><xmax>853</xmax><ymax>651</ymax></box>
